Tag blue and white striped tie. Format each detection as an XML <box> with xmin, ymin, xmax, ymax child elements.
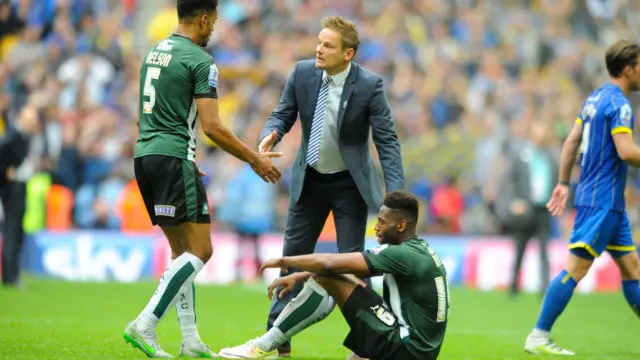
<box><xmin>306</xmin><ymin>76</ymin><xmax>332</xmax><ymax>166</ymax></box>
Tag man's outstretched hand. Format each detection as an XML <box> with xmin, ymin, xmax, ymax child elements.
<box><xmin>258</xmin><ymin>130</ymin><xmax>278</xmax><ymax>154</ymax></box>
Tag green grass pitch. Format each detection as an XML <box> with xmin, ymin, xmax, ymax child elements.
<box><xmin>0</xmin><ymin>278</ymin><xmax>639</xmax><ymax>359</ymax></box>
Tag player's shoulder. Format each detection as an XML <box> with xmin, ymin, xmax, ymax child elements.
<box><xmin>368</xmin><ymin>242</ymin><xmax>406</xmax><ymax>256</ymax></box>
<box><xmin>421</xmin><ymin>240</ymin><xmax>447</xmax><ymax>272</ymax></box>
<box><xmin>601</xmin><ymin>93</ymin><xmax>632</xmax><ymax>121</ymax></box>
<box><xmin>370</xmin><ymin>239</ymin><xmax>424</xmax><ymax>254</ymax></box>
<box><xmin>353</xmin><ymin>62</ymin><xmax>383</xmax><ymax>84</ymax></box>
<box><xmin>185</xmin><ymin>45</ymin><xmax>214</xmax><ymax>65</ymax></box>
<box><xmin>293</xmin><ymin>59</ymin><xmax>317</xmax><ymax>74</ymax></box>
<box><xmin>398</xmin><ymin>238</ymin><xmax>446</xmax><ymax>272</ymax></box>
<box><xmin>612</xmin><ymin>94</ymin><xmax>633</xmax><ymax>113</ymax></box>
<box><xmin>368</xmin><ymin>243</ymin><xmax>390</xmax><ymax>255</ymax></box>
<box><xmin>148</xmin><ymin>36</ymin><xmax>183</xmax><ymax>53</ymax></box>
<box><xmin>170</xmin><ymin>37</ymin><xmax>212</xmax><ymax>62</ymax></box>
<box><xmin>592</xmin><ymin>84</ymin><xmax>630</xmax><ymax>107</ymax></box>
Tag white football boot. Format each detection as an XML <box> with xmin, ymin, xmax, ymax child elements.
<box><xmin>179</xmin><ymin>339</ymin><xmax>219</xmax><ymax>358</ymax></box>
<box><xmin>218</xmin><ymin>338</ymin><xmax>278</xmax><ymax>359</ymax></box>
<box><xmin>123</xmin><ymin>321</ymin><xmax>174</xmax><ymax>358</ymax></box>
<box><xmin>525</xmin><ymin>330</ymin><xmax>575</xmax><ymax>356</ymax></box>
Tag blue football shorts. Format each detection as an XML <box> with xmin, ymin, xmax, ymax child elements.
<box><xmin>568</xmin><ymin>206</ymin><xmax>636</xmax><ymax>259</ymax></box>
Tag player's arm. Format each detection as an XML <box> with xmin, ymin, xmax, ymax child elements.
<box><xmin>612</xmin><ymin>133</ymin><xmax>640</xmax><ymax>167</ymax></box>
<box><xmin>612</xmin><ymin>104</ymin><xmax>640</xmax><ymax>167</ymax></box>
<box><xmin>193</xmin><ymin>60</ymin><xmax>258</xmax><ymax>165</ymax></box>
<box><xmin>273</xmin><ymin>253</ymin><xmax>374</xmax><ymax>278</ymax></box>
<box><xmin>361</xmin><ymin>245</ymin><xmax>413</xmax><ymax>277</ymax></box>
<box><xmin>197</xmin><ymin>98</ymin><xmax>258</xmax><ymax>164</ymax></box>
<box><xmin>259</xmin><ymin>62</ymin><xmax>300</xmax><ymax>147</ymax></box>
<box><xmin>558</xmin><ymin>119</ymin><xmax>583</xmax><ymax>184</ymax></box>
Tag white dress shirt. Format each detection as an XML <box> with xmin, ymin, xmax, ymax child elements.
<box><xmin>313</xmin><ymin>62</ymin><xmax>351</xmax><ymax>174</ymax></box>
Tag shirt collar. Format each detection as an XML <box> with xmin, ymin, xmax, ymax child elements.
<box><xmin>605</xmin><ymin>82</ymin><xmax>623</xmax><ymax>93</ymax></box>
<box><xmin>323</xmin><ymin>62</ymin><xmax>351</xmax><ymax>86</ymax></box>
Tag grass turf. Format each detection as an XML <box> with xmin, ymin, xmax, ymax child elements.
<box><xmin>0</xmin><ymin>278</ymin><xmax>638</xmax><ymax>359</ymax></box>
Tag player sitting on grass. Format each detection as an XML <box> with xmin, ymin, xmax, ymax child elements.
<box><xmin>218</xmin><ymin>191</ymin><xmax>449</xmax><ymax>360</ymax></box>
<box><xmin>525</xmin><ymin>40</ymin><xmax>640</xmax><ymax>356</ymax></box>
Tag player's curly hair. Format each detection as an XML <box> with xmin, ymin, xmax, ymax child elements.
<box><xmin>177</xmin><ymin>0</ymin><xmax>218</xmax><ymax>20</ymax></box>
<box><xmin>321</xmin><ymin>16</ymin><xmax>360</xmax><ymax>55</ymax></box>
<box><xmin>383</xmin><ymin>191</ymin><xmax>419</xmax><ymax>226</ymax></box>
<box><xmin>605</xmin><ymin>40</ymin><xmax>640</xmax><ymax>78</ymax></box>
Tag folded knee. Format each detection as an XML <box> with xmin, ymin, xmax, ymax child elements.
<box><xmin>309</xmin><ymin>275</ymin><xmax>331</xmax><ymax>291</ymax></box>
<box><xmin>190</xmin><ymin>238</ymin><xmax>212</xmax><ymax>263</ymax></box>
<box><xmin>311</xmin><ymin>274</ymin><xmax>350</xmax><ymax>290</ymax></box>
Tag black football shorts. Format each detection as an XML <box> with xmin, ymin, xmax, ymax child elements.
<box><xmin>134</xmin><ymin>155</ymin><xmax>210</xmax><ymax>226</ymax></box>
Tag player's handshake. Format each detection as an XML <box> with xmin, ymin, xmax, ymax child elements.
<box><xmin>250</xmin><ymin>151</ymin><xmax>284</xmax><ymax>183</ymax></box>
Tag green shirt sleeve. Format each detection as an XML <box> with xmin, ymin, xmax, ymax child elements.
<box><xmin>362</xmin><ymin>244</ymin><xmax>413</xmax><ymax>277</ymax></box>
<box><xmin>193</xmin><ymin>55</ymin><xmax>218</xmax><ymax>99</ymax></box>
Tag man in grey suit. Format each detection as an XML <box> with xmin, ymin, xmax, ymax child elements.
<box><xmin>257</xmin><ymin>16</ymin><xmax>404</xmax><ymax>357</ymax></box>
<box><xmin>497</xmin><ymin>121</ymin><xmax>557</xmax><ymax>297</ymax></box>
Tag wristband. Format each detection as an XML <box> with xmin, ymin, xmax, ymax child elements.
<box><xmin>559</xmin><ymin>180</ymin><xmax>570</xmax><ymax>186</ymax></box>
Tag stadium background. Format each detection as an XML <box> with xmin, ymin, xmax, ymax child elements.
<box><xmin>1</xmin><ymin>0</ymin><xmax>640</xmax><ymax>293</ymax></box>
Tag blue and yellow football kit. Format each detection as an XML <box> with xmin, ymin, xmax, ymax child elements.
<box><xmin>528</xmin><ymin>83</ymin><xmax>640</xmax><ymax>353</ymax></box>
<box><xmin>569</xmin><ymin>83</ymin><xmax>637</xmax><ymax>259</ymax></box>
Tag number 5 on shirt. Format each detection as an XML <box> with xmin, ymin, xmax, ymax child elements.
<box><xmin>143</xmin><ymin>67</ymin><xmax>162</xmax><ymax>114</ymax></box>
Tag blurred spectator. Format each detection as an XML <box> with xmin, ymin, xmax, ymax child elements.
<box><xmin>499</xmin><ymin>121</ymin><xmax>557</xmax><ymax>296</ymax></box>
<box><xmin>0</xmin><ymin>106</ymin><xmax>39</xmax><ymax>287</ymax></box>
<box><xmin>0</xmin><ymin>0</ymin><xmax>639</xmax><ymax>245</ymax></box>
<box><xmin>430</xmin><ymin>175</ymin><xmax>464</xmax><ymax>234</ymax></box>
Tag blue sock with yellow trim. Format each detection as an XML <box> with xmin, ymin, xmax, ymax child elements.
<box><xmin>535</xmin><ymin>270</ymin><xmax>578</xmax><ymax>332</ymax></box>
<box><xmin>622</xmin><ymin>280</ymin><xmax>640</xmax><ymax>317</ymax></box>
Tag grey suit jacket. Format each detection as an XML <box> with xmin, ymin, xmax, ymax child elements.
<box><xmin>260</xmin><ymin>60</ymin><xmax>404</xmax><ymax>211</ymax></box>
<box><xmin>496</xmin><ymin>143</ymin><xmax>558</xmax><ymax>227</ymax></box>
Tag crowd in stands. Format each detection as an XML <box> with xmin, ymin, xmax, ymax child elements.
<box><xmin>1</xmin><ymin>0</ymin><xmax>640</xmax><ymax>243</ymax></box>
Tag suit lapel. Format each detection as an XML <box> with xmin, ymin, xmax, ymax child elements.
<box><xmin>307</xmin><ymin>68</ymin><xmax>323</xmax><ymax>123</ymax></box>
<box><xmin>337</xmin><ymin>63</ymin><xmax>358</xmax><ymax>131</ymax></box>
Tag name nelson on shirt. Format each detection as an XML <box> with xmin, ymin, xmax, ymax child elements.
<box><xmin>145</xmin><ymin>51</ymin><xmax>173</xmax><ymax>67</ymax></box>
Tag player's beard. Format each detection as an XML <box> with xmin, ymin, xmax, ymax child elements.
<box><xmin>200</xmin><ymin>32</ymin><xmax>212</xmax><ymax>47</ymax></box>
<box><xmin>379</xmin><ymin>230</ymin><xmax>397</xmax><ymax>245</ymax></box>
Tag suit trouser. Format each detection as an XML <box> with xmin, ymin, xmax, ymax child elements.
<box><xmin>266</xmin><ymin>166</ymin><xmax>370</xmax><ymax>351</ymax></box>
<box><xmin>0</xmin><ymin>181</ymin><xmax>27</xmax><ymax>285</ymax></box>
<box><xmin>510</xmin><ymin>206</ymin><xmax>551</xmax><ymax>294</ymax></box>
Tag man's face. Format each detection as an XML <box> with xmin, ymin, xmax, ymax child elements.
<box><xmin>315</xmin><ymin>28</ymin><xmax>349</xmax><ymax>71</ymax></box>
<box><xmin>530</xmin><ymin>122</ymin><xmax>548</xmax><ymax>147</ymax></box>
<box><xmin>373</xmin><ymin>206</ymin><xmax>405</xmax><ymax>245</ymax></box>
<box><xmin>197</xmin><ymin>10</ymin><xmax>217</xmax><ymax>47</ymax></box>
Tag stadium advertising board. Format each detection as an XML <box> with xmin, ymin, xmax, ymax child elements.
<box><xmin>464</xmin><ymin>239</ymin><xmax>621</xmax><ymax>293</ymax></box>
<box><xmin>23</xmin><ymin>231</ymin><xmax>625</xmax><ymax>293</ymax></box>
<box><xmin>26</xmin><ymin>232</ymin><xmax>156</xmax><ymax>282</ymax></box>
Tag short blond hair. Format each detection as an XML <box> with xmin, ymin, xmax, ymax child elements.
<box><xmin>321</xmin><ymin>16</ymin><xmax>360</xmax><ymax>54</ymax></box>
